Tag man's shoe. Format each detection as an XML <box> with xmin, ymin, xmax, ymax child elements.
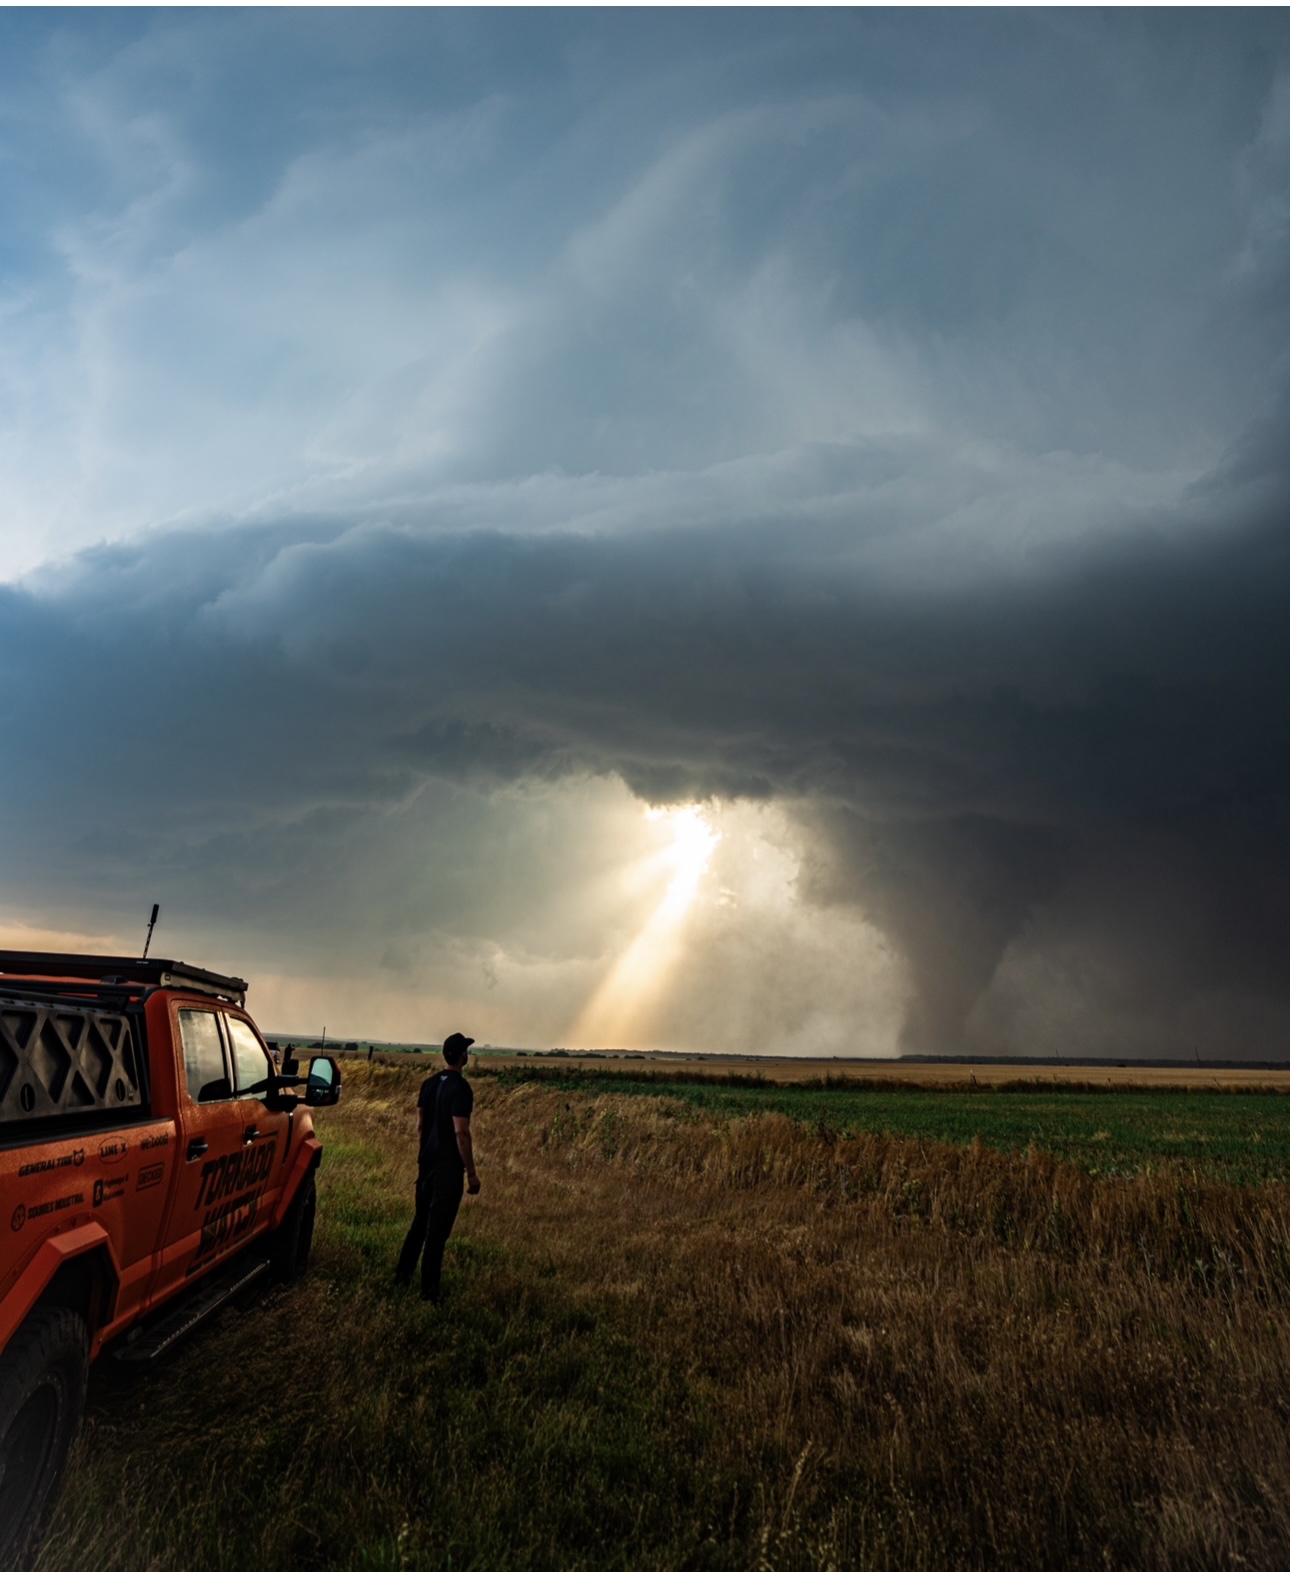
<box><xmin>393</xmin><ymin>1271</ymin><xmax>411</xmax><ymax>1289</ymax></box>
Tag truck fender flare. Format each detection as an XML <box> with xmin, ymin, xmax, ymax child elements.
<box><xmin>0</xmin><ymin>1222</ymin><xmax>120</xmax><ymax>1356</ymax></box>
<box><xmin>272</xmin><ymin>1137</ymin><xmax>323</xmax><ymax>1229</ymax></box>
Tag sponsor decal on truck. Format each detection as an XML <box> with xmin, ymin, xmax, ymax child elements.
<box><xmin>18</xmin><ymin>1149</ymin><xmax>84</xmax><ymax>1177</ymax></box>
<box><xmin>11</xmin><ymin>1193</ymin><xmax>85</xmax><ymax>1231</ymax></box>
<box><xmin>93</xmin><ymin>1174</ymin><xmax>130</xmax><ymax>1207</ymax></box>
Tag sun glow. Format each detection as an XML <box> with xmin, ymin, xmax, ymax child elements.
<box><xmin>567</xmin><ymin>804</ymin><xmax>720</xmax><ymax>1049</ymax></box>
<box><xmin>647</xmin><ymin>804</ymin><xmax>720</xmax><ymax>912</ymax></box>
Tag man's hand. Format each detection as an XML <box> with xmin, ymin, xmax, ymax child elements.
<box><xmin>467</xmin><ymin>1173</ymin><xmax>481</xmax><ymax>1195</ymax></box>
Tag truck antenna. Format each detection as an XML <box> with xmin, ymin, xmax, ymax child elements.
<box><xmin>142</xmin><ymin>903</ymin><xmax>160</xmax><ymax>960</ymax></box>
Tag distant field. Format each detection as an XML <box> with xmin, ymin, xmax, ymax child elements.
<box><xmin>37</xmin><ymin>1065</ymin><xmax>1290</xmax><ymax>1571</ymax></box>
<box><xmin>353</xmin><ymin>1045</ymin><xmax>1290</xmax><ymax>1091</ymax></box>
<box><xmin>484</xmin><ymin>1066</ymin><xmax>1290</xmax><ymax>1185</ymax></box>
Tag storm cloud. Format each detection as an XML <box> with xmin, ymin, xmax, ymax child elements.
<box><xmin>0</xmin><ymin>10</ymin><xmax>1287</xmax><ymax>1054</ymax></box>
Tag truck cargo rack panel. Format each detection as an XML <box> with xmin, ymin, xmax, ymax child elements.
<box><xmin>0</xmin><ymin>996</ymin><xmax>144</xmax><ymax>1122</ymax></box>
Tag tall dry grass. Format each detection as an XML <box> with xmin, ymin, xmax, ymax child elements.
<box><xmin>465</xmin><ymin>1076</ymin><xmax>1290</xmax><ymax>1568</ymax></box>
<box><xmin>36</xmin><ymin>1065</ymin><xmax>1290</xmax><ymax>1570</ymax></box>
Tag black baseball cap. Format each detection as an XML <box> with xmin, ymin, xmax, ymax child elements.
<box><xmin>443</xmin><ymin>1032</ymin><xmax>474</xmax><ymax>1063</ymax></box>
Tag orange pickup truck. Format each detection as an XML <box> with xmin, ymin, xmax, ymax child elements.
<box><xmin>0</xmin><ymin>951</ymin><xmax>341</xmax><ymax>1568</ymax></box>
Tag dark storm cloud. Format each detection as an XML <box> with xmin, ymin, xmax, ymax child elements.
<box><xmin>3</xmin><ymin>402</ymin><xmax>1287</xmax><ymax>1052</ymax></box>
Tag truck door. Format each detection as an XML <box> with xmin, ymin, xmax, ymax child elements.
<box><xmin>151</xmin><ymin>1005</ymin><xmax>249</xmax><ymax>1299</ymax></box>
<box><xmin>223</xmin><ymin>1013</ymin><xmax>291</xmax><ymax>1235</ymax></box>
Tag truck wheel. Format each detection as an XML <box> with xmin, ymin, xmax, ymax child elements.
<box><xmin>0</xmin><ymin>1307</ymin><xmax>89</xmax><ymax>1570</ymax></box>
<box><xmin>270</xmin><ymin>1173</ymin><xmax>317</xmax><ymax>1283</ymax></box>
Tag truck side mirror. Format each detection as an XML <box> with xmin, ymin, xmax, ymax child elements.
<box><xmin>304</xmin><ymin>1056</ymin><xmax>342</xmax><ymax>1107</ymax></box>
<box><xmin>262</xmin><ymin>1073</ymin><xmax>299</xmax><ymax>1112</ymax></box>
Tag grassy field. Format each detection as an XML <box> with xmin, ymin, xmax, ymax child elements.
<box><xmin>34</xmin><ymin>1064</ymin><xmax>1290</xmax><ymax>1571</ymax></box>
<box><xmin>489</xmin><ymin>1066</ymin><xmax>1290</xmax><ymax>1184</ymax></box>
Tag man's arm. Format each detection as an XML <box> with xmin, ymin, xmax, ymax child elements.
<box><xmin>416</xmin><ymin>1106</ymin><xmax>423</xmax><ymax>1138</ymax></box>
<box><xmin>454</xmin><ymin>1116</ymin><xmax>480</xmax><ymax>1194</ymax></box>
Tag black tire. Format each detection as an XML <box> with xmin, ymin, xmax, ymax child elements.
<box><xmin>270</xmin><ymin>1172</ymin><xmax>316</xmax><ymax>1283</ymax></box>
<box><xmin>0</xmin><ymin>1307</ymin><xmax>88</xmax><ymax>1570</ymax></box>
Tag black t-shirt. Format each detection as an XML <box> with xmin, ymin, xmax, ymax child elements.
<box><xmin>417</xmin><ymin>1070</ymin><xmax>474</xmax><ymax>1176</ymax></box>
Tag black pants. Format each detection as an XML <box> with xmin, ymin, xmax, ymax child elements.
<box><xmin>396</xmin><ymin>1164</ymin><xmax>464</xmax><ymax>1299</ymax></box>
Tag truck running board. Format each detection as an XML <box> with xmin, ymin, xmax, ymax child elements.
<box><xmin>111</xmin><ymin>1256</ymin><xmax>272</xmax><ymax>1364</ymax></box>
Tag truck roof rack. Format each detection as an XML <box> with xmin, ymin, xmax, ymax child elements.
<box><xmin>0</xmin><ymin>952</ymin><xmax>248</xmax><ymax>1006</ymax></box>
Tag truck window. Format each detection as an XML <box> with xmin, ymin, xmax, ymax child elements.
<box><xmin>225</xmin><ymin>1016</ymin><xmax>272</xmax><ymax>1097</ymax></box>
<box><xmin>178</xmin><ymin>1009</ymin><xmax>231</xmax><ymax>1103</ymax></box>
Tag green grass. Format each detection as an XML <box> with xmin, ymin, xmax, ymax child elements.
<box><xmin>491</xmin><ymin>1068</ymin><xmax>1290</xmax><ymax>1183</ymax></box>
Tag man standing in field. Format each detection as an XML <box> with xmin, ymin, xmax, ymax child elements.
<box><xmin>394</xmin><ymin>1031</ymin><xmax>481</xmax><ymax>1303</ymax></box>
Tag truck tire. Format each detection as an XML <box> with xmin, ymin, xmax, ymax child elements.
<box><xmin>270</xmin><ymin>1172</ymin><xmax>316</xmax><ymax>1283</ymax></box>
<box><xmin>0</xmin><ymin>1307</ymin><xmax>89</xmax><ymax>1570</ymax></box>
